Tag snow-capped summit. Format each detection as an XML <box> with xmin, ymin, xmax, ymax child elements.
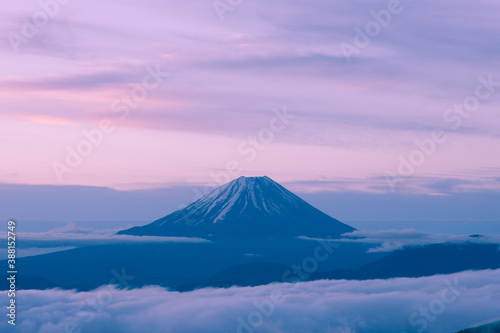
<box><xmin>118</xmin><ymin>176</ymin><xmax>355</xmax><ymax>238</ymax></box>
<box><xmin>190</xmin><ymin>176</ymin><xmax>305</xmax><ymax>223</ymax></box>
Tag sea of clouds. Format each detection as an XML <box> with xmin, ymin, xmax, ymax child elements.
<box><xmin>2</xmin><ymin>269</ymin><xmax>500</xmax><ymax>333</ymax></box>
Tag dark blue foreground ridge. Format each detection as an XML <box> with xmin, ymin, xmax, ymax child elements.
<box><xmin>118</xmin><ymin>176</ymin><xmax>355</xmax><ymax>238</ymax></box>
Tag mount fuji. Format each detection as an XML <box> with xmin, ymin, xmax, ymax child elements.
<box><xmin>118</xmin><ymin>176</ymin><xmax>355</xmax><ymax>238</ymax></box>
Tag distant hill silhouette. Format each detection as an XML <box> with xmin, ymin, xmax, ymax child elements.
<box><xmin>311</xmin><ymin>242</ymin><xmax>500</xmax><ymax>280</ymax></box>
<box><xmin>456</xmin><ymin>320</ymin><xmax>500</xmax><ymax>333</ymax></box>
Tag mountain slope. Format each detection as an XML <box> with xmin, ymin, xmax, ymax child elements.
<box><xmin>178</xmin><ymin>242</ymin><xmax>500</xmax><ymax>291</ymax></box>
<box><xmin>456</xmin><ymin>320</ymin><xmax>500</xmax><ymax>333</ymax></box>
<box><xmin>311</xmin><ymin>242</ymin><xmax>500</xmax><ymax>280</ymax></box>
<box><xmin>0</xmin><ymin>238</ymin><xmax>382</xmax><ymax>291</ymax></box>
<box><xmin>118</xmin><ymin>176</ymin><xmax>355</xmax><ymax>238</ymax></box>
<box><xmin>177</xmin><ymin>262</ymin><xmax>292</xmax><ymax>291</ymax></box>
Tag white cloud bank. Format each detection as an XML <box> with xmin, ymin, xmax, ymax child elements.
<box><xmin>0</xmin><ymin>222</ymin><xmax>209</xmax><ymax>259</ymax></box>
<box><xmin>15</xmin><ymin>222</ymin><xmax>208</xmax><ymax>243</ymax></box>
<box><xmin>0</xmin><ymin>223</ymin><xmax>209</xmax><ymax>259</ymax></box>
<box><xmin>1</xmin><ymin>269</ymin><xmax>500</xmax><ymax>333</ymax></box>
<box><xmin>301</xmin><ymin>229</ymin><xmax>500</xmax><ymax>252</ymax></box>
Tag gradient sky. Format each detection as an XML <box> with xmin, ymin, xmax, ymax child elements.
<box><xmin>1</xmin><ymin>0</ymin><xmax>500</xmax><ymax>195</ymax></box>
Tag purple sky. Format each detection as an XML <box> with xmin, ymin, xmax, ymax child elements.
<box><xmin>1</xmin><ymin>0</ymin><xmax>500</xmax><ymax>194</ymax></box>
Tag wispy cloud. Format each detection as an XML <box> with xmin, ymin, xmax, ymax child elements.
<box><xmin>301</xmin><ymin>229</ymin><xmax>500</xmax><ymax>252</ymax></box>
<box><xmin>0</xmin><ymin>222</ymin><xmax>209</xmax><ymax>253</ymax></box>
<box><xmin>1</xmin><ymin>0</ymin><xmax>500</xmax><ymax>190</ymax></box>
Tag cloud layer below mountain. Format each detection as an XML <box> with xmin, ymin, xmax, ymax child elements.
<box><xmin>0</xmin><ymin>222</ymin><xmax>209</xmax><ymax>259</ymax></box>
<box><xmin>2</xmin><ymin>269</ymin><xmax>500</xmax><ymax>333</ymax></box>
